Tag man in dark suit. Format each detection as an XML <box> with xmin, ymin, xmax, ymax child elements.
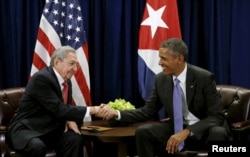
<box><xmin>8</xmin><ymin>46</ymin><xmax>100</xmax><ymax>157</ymax></box>
<box><xmin>97</xmin><ymin>38</ymin><xmax>228</xmax><ymax>157</ymax></box>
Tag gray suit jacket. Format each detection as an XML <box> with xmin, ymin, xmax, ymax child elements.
<box><xmin>120</xmin><ymin>63</ymin><xmax>225</xmax><ymax>139</ymax></box>
<box><xmin>8</xmin><ymin>66</ymin><xmax>87</xmax><ymax>150</ymax></box>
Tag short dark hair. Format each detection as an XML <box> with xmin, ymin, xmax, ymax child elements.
<box><xmin>160</xmin><ymin>38</ymin><xmax>188</xmax><ymax>60</ymax></box>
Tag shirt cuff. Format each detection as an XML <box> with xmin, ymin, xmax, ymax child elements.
<box><xmin>115</xmin><ymin>110</ymin><xmax>121</xmax><ymax>120</ymax></box>
<box><xmin>83</xmin><ymin>107</ymin><xmax>91</xmax><ymax>122</ymax></box>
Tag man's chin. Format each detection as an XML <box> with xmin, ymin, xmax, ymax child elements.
<box><xmin>162</xmin><ymin>70</ymin><xmax>170</xmax><ymax>75</ymax></box>
<box><xmin>67</xmin><ymin>74</ymin><xmax>74</xmax><ymax>79</ymax></box>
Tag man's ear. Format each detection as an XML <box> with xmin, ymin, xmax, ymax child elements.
<box><xmin>54</xmin><ymin>58</ymin><xmax>60</xmax><ymax>66</ymax></box>
<box><xmin>179</xmin><ymin>55</ymin><xmax>185</xmax><ymax>62</ymax></box>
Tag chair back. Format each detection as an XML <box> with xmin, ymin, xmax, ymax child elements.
<box><xmin>0</xmin><ymin>87</ymin><xmax>25</xmax><ymax>127</ymax></box>
<box><xmin>216</xmin><ymin>85</ymin><xmax>250</xmax><ymax>125</ymax></box>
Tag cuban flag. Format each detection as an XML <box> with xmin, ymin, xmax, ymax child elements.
<box><xmin>138</xmin><ymin>0</ymin><xmax>182</xmax><ymax>101</ymax></box>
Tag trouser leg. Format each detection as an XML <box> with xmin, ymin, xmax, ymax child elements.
<box><xmin>24</xmin><ymin>137</ymin><xmax>47</xmax><ymax>157</ymax></box>
<box><xmin>135</xmin><ymin>122</ymin><xmax>173</xmax><ymax>157</ymax></box>
<box><xmin>55</xmin><ymin>130</ymin><xmax>84</xmax><ymax>157</ymax></box>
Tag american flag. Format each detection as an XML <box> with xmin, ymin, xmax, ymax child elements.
<box><xmin>137</xmin><ymin>0</ymin><xmax>182</xmax><ymax>101</ymax></box>
<box><xmin>30</xmin><ymin>0</ymin><xmax>91</xmax><ymax>110</ymax></box>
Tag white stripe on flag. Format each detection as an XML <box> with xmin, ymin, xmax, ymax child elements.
<box><xmin>76</xmin><ymin>47</ymin><xmax>90</xmax><ymax>89</ymax></box>
<box><xmin>138</xmin><ymin>49</ymin><xmax>162</xmax><ymax>74</ymax></box>
<box><xmin>39</xmin><ymin>15</ymin><xmax>61</xmax><ymax>48</ymax></box>
<box><xmin>30</xmin><ymin>64</ymin><xmax>39</xmax><ymax>77</ymax></box>
<box><xmin>71</xmin><ymin>75</ymin><xmax>86</xmax><ymax>106</ymax></box>
<box><xmin>34</xmin><ymin>41</ymin><xmax>50</xmax><ymax>65</ymax></box>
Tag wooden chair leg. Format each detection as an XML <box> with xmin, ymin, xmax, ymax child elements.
<box><xmin>84</xmin><ymin>141</ymin><xmax>94</xmax><ymax>157</ymax></box>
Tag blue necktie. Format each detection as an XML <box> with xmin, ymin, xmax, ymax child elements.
<box><xmin>173</xmin><ymin>78</ymin><xmax>184</xmax><ymax>151</ymax></box>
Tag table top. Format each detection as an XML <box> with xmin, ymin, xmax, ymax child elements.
<box><xmin>81</xmin><ymin>120</ymin><xmax>158</xmax><ymax>143</ymax></box>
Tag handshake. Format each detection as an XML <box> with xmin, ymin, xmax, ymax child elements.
<box><xmin>89</xmin><ymin>104</ymin><xmax>118</xmax><ymax>120</ymax></box>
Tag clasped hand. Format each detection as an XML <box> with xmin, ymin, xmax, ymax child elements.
<box><xmin>90</xmin><ymin>104</ymin><xmax>118</xmax><ymax>120</ymax></box>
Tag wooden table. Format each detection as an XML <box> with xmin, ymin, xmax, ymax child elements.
<box><xmin>81</xmin><ymin>120</ymin><xmax>158</xmax><ymax>157</ymax></box>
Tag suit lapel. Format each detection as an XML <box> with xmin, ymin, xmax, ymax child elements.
<box><xmin>185</xmin><ymin>64</ymin><xmax>196</xmax><ymax>106</ymax></box>
<box><xmin>164</xmin><ymin>75</ymin><xmax>174</xmax><ymax>118</ymax></box>
<box><xmin>48</xmin><ymin>67</ymin><xmax>63</xmax><ymax>99</ymax></box>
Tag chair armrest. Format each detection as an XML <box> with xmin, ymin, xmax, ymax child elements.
<box><xmin>231</xmin><ymin>119</ymin><xmax>250</xmax><ymax>131</ymax></box>
<box><xmin>0</xmin><ymin>125</ymin><xmax>12</xmax><ymax>157</ymax></box>
<box><xmin>230</xmin><ymin>120</ymin><xmax>250</xmax><ymax>141</ymax></box>
<box><xmin>0</xmin><ymin>125</ymin><xmax>7</xmax><ymax>142</ymax></box>
<box><xmin>0</xmin><ymin>125</ymin><xmax>7</xmax><ymax>131</ymax></box>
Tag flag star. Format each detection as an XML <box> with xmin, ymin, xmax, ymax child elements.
<box><xmin>75</xmin><ymin>26</ymin><xmax>80</xmax><ymax>32</ymax></box>
<box><xmin>60</xmin><ymin>22</ymin><xmax>64</xmax><ymax>28</ymax></box>
<box><xmin>68</xmin><ymin>14</ymin><xmax>73</xmax><ymax>19</ymax></box>
<box><xmin>61</xmin><ymin>2</ymin><xmax>66</xmax><ymax>7</ymax></box>
<box><xmin>60</xmin><ymin>32</ymin><xmax>63</xmax><ymax>37</ymax></box>
<box><xmin>141</xmin><ymin>3</ymin><xmax>168</xmax><ymax>38</ymax></box>
<box><xmin>44</xmin><ymin>8</ymin><xmax>49</xmax><ymax>14</ymax></box>
<box><xmin>53</xmin><ymin>0</ymin><xmax>59</xmax><ymax>5</ymax></box>
<box><xmin>77</xmin><ymin>6</ymin><xmax>81</xmax><ymax>11</ymax></box>
<box><xmin>69</xmin><ymin>3</ymin><xmax>74</xmax><ymax>9</ymax></box>
<box><xmin>68</xmin><ymin>24</ymin><xmax>72</xmax><ymax>30</ymax></box>
<box><xmin>74</xmin><ymin>37</ymin><xmax>80</xmax><ymax>42</ymax></box>
<box><xmin>61</xmin><ymin>12</ymin><xmax>65</xmax><ymax>17</ymax></box>
<box><xmin>77</xmin><ymin>16</ymin><xmax>82</xmax><ymax>21</ymax></box>
<box><xmin>66</xmin><ymin>35</ymin><xmax>71</xmax><ymax>40</ymax></box>
<box><xmin>52</xmin><ymin>9</ymin><xmax>59</xmax><ymax>15</ymax></box>
<box><xmin>52</xmin><ymin>20</ymin><xmax>58</xmax><ymax>26</ymax></box>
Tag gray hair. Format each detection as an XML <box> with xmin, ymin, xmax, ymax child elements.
<box><xmin>160</xmin><ymin>38</ymin><xmax>188</xmax><ymax>61</ymax></box>
<box><xmin>50</xmin><ymin>46</ymin><xmax>76</xmax><ymax>66</ymax></box>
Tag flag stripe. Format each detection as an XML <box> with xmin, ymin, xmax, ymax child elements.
<box><xmin>34</xmin><ymin>41</ymin><xmax>51</xmax><ymax>65</ymax></box>
<box><xmin>77</xmin><ymin>46</ymin><xmax>90</xmax><ymax>87</ymax></box>
<box><xmin>32</xmin><ymin>52</ymin><xmax>47</xmax><ymax>70</ymax></box>
<box><xmin>138</xmin><ymin>57</ymin><xmax>156</xmax><ymax>100</ymax></box>
<box><xmin>38</xmin><ymin>15</ymin><xmax>61</xmax><ymax>49</ymax></box>
<box><xmin>138</xmin><ymin>49</ymin><xmax>161</xmax><ymax>74</ymax></box>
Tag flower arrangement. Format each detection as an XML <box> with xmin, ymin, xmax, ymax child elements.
<box><xmin>107</xmin><ymin>98</ymin><xmax>135</xmax><ymax>126</ymax></box>
<box><xmin>107</xmin><ymin>98</ymin><xmax>135</xmax><ymax>110</ymax></box>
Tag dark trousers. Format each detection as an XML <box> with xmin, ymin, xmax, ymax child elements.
<box><xmin>135</xmin><ymin>122</ymin><xmax>229</xmax><ymax>157</ymax></box>
<box><xmin>20</xmin><ymin>129</ymin><xmax>84</xmax><ymax>157</ymax></box>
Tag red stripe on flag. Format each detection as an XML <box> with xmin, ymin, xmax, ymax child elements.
<box><xmin>74</xmin><ymin>65</ymin><xmax>91</xmax><ymax>106</ymax></box>
<box><xmin>82</xmin><ymin>43</ymin><xmax>89</xmax><ymax>61</ymax></box>
<box><xmin>32</xmin><ymin>52</ymin><xmax>47</xmax><ymax>69</ymax></box>
<box><xmin>37</xmin><ymin>28</ymin><xmax>56</xmax><ymax>56</ymax></box>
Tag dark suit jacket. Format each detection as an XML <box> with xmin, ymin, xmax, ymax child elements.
<box><xmin>119</xmin><ymin>63</ymin><xmax>225</xmax><ymax>139</ymax></box>
<box><xmin>8</xmin><ymin>66</ymin><xmax>87</xmax><ymax>150</ymax></box>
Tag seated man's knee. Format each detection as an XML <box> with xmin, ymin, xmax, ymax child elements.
<box><xmin>208</xmin><ymin>126</ymin><xmax>228</xmax><ymax>141</ymax></box>
<box><xmin>26</xmin><ymin>138</ymin><xmax>46</xmax><ymax>155</ymax></box>
<box><xmin>66</xmin><ymin>131</ymin><xmax>83</xmax><ymax>146</ymax></box>
<box><xmin>135</xmin><ymin>124</ymin><xmax>151</xmax><ymax>136</ymax></box>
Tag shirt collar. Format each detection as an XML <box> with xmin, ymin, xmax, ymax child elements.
<box><xmin>53</xmin><ymin>67</ymin><xmax>65</xmax><ymax>87</ymax></box>
<box><xmin>173</xmin><ymin>63</ymin><xmax>187</xmax><ymax>84</ymax></box>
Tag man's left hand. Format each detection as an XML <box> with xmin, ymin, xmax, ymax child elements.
<box><xmin>64</xmin><ymin>121</ymin><xmax>81</xmax><ymax>134</ymax></box>
<box><xmin>166</xmin><ymin>128</ymin><xmax>190</xmax><ymax>154</ymax></box>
